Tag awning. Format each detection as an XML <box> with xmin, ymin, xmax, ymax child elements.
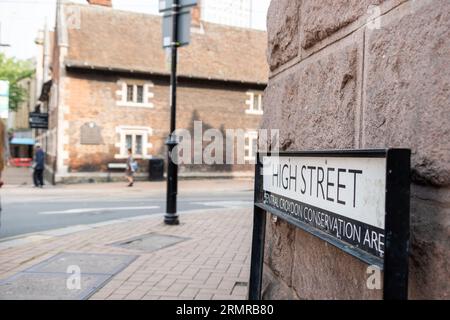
<box><xmin>10</xmin><ymin>138</ymin><xmax>35</xmax><ymax>145</ymax></box>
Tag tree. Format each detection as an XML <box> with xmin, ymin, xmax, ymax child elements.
<box><xmin>0</xmin><ymin>53</ymin><xmax>34</xmax><ymax>112</ymax></box>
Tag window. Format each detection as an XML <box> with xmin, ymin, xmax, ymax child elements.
<box><xmin>124</xmin><ymin>133</ymin><xmax>144</xmax><ymax>156</ymax></box>
<box><xmin>244</xmin><ymin>130</ymin><xmax>258</xmax><ymax>163</ymax></box>
<box><xmin>245</xmin><ymin>92</ymin><xmax>263</xmax><ymax>115</ymax></box>
<box><xmin>135</xmin><ymin>135</ymin><xmax>143</xmax><ymax>155</ymax></box>
<box><xmin>126</xmin><ymin>85</ymin><xmax>134</xmax><ymax>102</ymax></box>
<box><xmin>115</xmin><ymin>126</ymin><xmax>153</xmax><ymax>159</ymax></box>
<box><xmin>117</xmin><ymin>82</ymin><xmax>154</xmax><ymax>108</ymax></box>
<box><xmin>137</xmin><ymin>85</ymin><xmax>144</xmax><ymax>103</ymax></box>
<box><xmin>125</xmin><ymin>134</ymin><xmax>132</xmax><ymax>150</ymax></box>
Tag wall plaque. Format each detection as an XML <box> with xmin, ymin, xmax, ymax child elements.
<box><xmin>80</xmin><ymin>122</ymin><xmax>103</xmax><ymax>145</ymax></box>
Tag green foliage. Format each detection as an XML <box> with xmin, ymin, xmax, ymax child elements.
<box><xmin>0</xmin><ymin>53</ymin><xmax>34</xmax><ymax>111</ymax></box>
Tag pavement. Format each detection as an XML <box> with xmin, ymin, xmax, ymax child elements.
<box><xmin>0</xmin><ymin>207</ymin><xmax>253</xmax><ymax>300</ymax></box>
<box><xmin>0</xmin><ymin>168</ymin><xmax>255</xmax><ymax>300</ymax></box>
<box><xmin>2</xmin><ymin>166</ymin><xmax>33</xmax><ymax>186</ymax></box>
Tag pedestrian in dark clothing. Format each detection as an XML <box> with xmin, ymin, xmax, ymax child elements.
<box><xmin>33</xmin><ymin>144</ymin><xmax>45</xmax><ymax>188</ymax></box>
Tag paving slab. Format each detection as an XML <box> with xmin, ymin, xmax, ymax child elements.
<box><xmin>26</xmin><ymin>252</ymin><xmax>137</xmax><ymax>275</ymax></box>
<box><xmin>0</xmin><ymin>271</ymin><xmax>110</xmax><ymax>300</ymax></box>
<box><xmin>0</xmin><ymin>252</ymin><xmax>137</xmax><ymax>300</ymax></box>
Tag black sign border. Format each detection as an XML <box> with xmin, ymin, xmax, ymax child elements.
<box><xmin>248</xmin><ymin>149</ymin><xmax>410</xmax><ymax>300</ymax></box>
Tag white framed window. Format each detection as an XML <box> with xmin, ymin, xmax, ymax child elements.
<box><xmin>116</xmin><ymin>81</ymin><xmax>154</xmax><ymax>108</ymax></box>
<box><xmin>124</xmin><ymin>133</ymin><xmax>144</xmax><ymax>156</ymax></box>
<box><xmin>245</xmin><ymin>92</ymin><xmax>263</xmax><ymax>115</ymax></box>
<box><xmin>115</xmin><ymin>126</ymin><xmax>153</xmax><ymax>159</ymax></box>
<box><xmin>244</xmin><ymin>130</ymin><xmax>258</xmax><ymax>163</ymax></box>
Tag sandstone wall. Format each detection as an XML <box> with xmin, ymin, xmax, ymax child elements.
<box><xmin>262</xmin><ymin>0</ymin><xmax>449</xmax><ymax>299</ymax></box>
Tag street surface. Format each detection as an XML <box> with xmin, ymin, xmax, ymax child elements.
<box><xmin>0</xmin><ymin>167</ymin><xmax>253</xmax><ymax>239</ymax></box>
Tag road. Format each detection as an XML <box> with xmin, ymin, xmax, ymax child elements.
<box><xmin>0</xmin><ymin>179</ymin><xmax>254</xmax><ymax>240</ymax></box>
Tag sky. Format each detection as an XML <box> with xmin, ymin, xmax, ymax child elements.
<box><xmin>0</xmin><ymin>0</ymin><xmax>271</xmax><ymax>60</ymax></box>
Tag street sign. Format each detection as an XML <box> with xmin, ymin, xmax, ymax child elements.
<box><xmin>0</xmin><ymin>80</ymin><xmax>9</xmax><ymax>119</ymax></box>
<box><xmin>159</xmin><ymin>0</ymin><xmax>197</xmax><ymax>12</ymax></box>
<box><xmin>162</xmin><ymin>9</ymin><xmax>191</xmax><ymax>48</ymax></box>
<box><xmin>29</xmin><ymin>112</ymin><xmax>48</xmax><ymax>129</ymax></box>
<box><xmin>249</xmin><ymin>149</ymin><xmax>411</xmax><ymax>300</ymax></box>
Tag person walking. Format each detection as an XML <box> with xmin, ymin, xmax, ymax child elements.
<box><xmin>33</xmin><ymin>143</ymin><xmax>45</xmax><ymax>188</ymax></box>
<box><xmin>125</xmin><ymin>148</ymin><xmax>136</xmax><ymax>187</ymax></box>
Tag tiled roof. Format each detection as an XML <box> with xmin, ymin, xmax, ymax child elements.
<box><xmin>63</xmin><ymin>3</ymin><xmax>268</xmax><ymax>84</ymax></box>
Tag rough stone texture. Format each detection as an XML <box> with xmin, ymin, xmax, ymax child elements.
<box><xmin>263</xmin><ymin>37</ymin><xmax>361</xmax><ymax>151</ymax></box>
<box><xmin>263</xmin><ymin>215</ymin><xmax>295</xmax><ymax>287</ymax></box>
<box><xmin>267</xmin><ymin>0</ymin><xmax>301</xmax><ymax>71</ymax></box>
<box><xmin>291</xmin><ymin>229</ymin><xmax>382</xmax><ymax>299</ymax></box>
<box><xmin>261</xmin><ymin>67</ymin><xmax>299</xmax><ymax>151</ymax></box>
<box><xmin>293</xmin><ymin>42</ymin><xmax>360</xmax><ymax>150</ymax></box>
<box><xmin>408</xmin><ymin>185</ymin><xmax>450</xmax><ymax>299</ymax></box>
<box><xmin>363</xmin><ymin>0</ymin><xmax>450</xmax><ymax>187</ymax></box>
<box><xmin>263</xmin><ymin>0</ymin><xmax>450</xmax><ymax>300</ymax></box>
<box><xmin>300</xmin><ymin>0</ymin><xmax>384</xmax><ymax>49</ymax></box>
<box><xmin>263</xmin><ymin>218</ymin><xmax>383</xmax><ymax>299</ymax></box>
<box><xmin>262</xmin><ymin>267</ymin><xmax>298</xmax><ymax>300</ymax></box>
<box><xmin>362</xmin><ymin>2</ymin><xmax>450</xmax><ymax>296</ymax></box>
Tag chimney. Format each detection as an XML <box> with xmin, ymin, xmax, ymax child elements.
<box><xmin>191</xmin><ymin>1</ymin><xmax>201</xmax><ymax>28</ymax></box>
<box><xmin>87</xmin><ymin>0</ymin><xmax>112</xmax><ymax>7</ymax></box>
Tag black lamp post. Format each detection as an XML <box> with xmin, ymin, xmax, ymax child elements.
<box><xmin>164</xmin><ymin>0</ymin><xmax>180</xmax><ymax>225</ymax></box>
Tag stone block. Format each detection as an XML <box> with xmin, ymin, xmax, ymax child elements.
<box><xmin>294</xmin><ymin>41</ymin><xmax>361</xmax><ymax>150</ymax></box>
<box><xmin>408</xmin><ymin>185</ymin><xmax>450</xmax><ymax>299</ymax></box>
<box><xmin>262</xmin><ymin>67</ymin><xmax>299</xmax><ymax>151</ymax></box>
<box><xmin>261</xmin><ymin>266</ymin><xmax>297</xmax><ymax>300</ymax></box>
<box><xmin>263</xmin><ymin>35</ymin><xmax>363</xmax><ymax>151</ymax></box>
<box><xmin>263</xmin><ymin>214</ymin><xmax>295</xmax><ymax>287</ymax></box>
<box><xmin>300</xmin><ymin>0</ymin><xmax>384</xmax><ymax>49</ymax></box>
<box><xmin>267</xmin><ymin>0</ymin><xmax>301</xmax><ymax>70</ymax></box>
<box><xmin>291</xmin><ymin>228</ymin><xmax>382</xmax><ymax>299</ymax></box>
<box><xmin>363</xmin><ymin>0</ymin><xmax>450</xmax><ymax>186</ymax></box>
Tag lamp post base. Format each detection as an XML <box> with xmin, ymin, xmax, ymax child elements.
<box><xmin>164</xmin><ymin>213</ymin><xmax>180</xmax><ymax>225</ymax></box>
<box><xmin>165</xmin><ymin>136</ymin><xmax>179</xmax><ymax>225</ymax></box>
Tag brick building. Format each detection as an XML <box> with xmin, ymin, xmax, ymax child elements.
<box><xmin>38</xmin><ymin>0</ymin><xmax>268</xmax><ymax>183</ymax></box>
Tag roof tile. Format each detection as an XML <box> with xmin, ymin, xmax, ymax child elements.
<box><xmin>64</xmin><ymin>3</ymin><xmax>268</xmax><ymax>84</ymax></box>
